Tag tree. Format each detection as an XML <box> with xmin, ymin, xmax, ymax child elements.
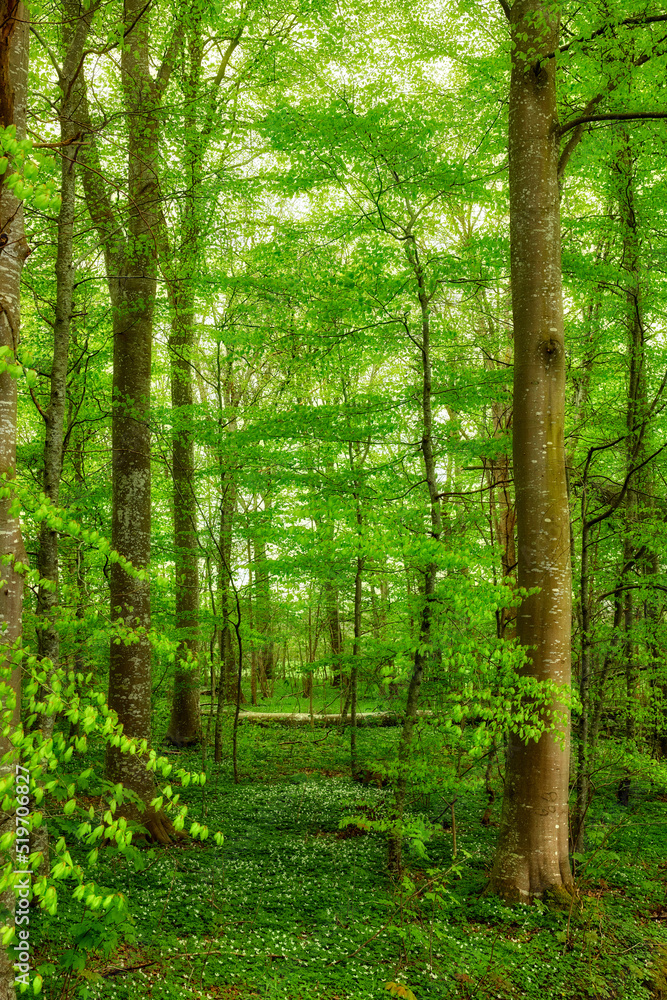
<box><xmin>32</xmin><ymin>0</ymin><xmax>97</xmax><ymax>741</ymax></box>
<box><xmin>79</xmin><ymin>0</ymin><xmax>180</xmax><ymax>841</ymax></box>
<box><xmin>491</xmin><ymin>0</ymin><xmax>574</xmax><ymax>901</ymax></box>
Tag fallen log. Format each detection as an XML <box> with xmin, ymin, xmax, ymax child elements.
<box><xmin>198</xmin><ymin>710</ymin><xmax>432</xmax><ymax>727</ymax></box>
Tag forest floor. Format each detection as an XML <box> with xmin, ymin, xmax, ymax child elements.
<box><xmin>35</xmin><ymin>688</ymin><xmax>667</xmax><ymax>1000</ymax></box>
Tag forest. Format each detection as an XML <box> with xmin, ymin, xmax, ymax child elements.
<box><xmin>1</xmin><ymin>0</ymin><xmax>667</xmax><ymax>997</ymax></box>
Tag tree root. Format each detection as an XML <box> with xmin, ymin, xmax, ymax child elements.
<box><xmin>139</xmin><ymin>808</ymin><xmax>188</xmax><ymax>846</ymax></box>
<box><xmin>162</xmin><ymin>734</ymin><xmax>201</xmax><ymax>749</ymax></box>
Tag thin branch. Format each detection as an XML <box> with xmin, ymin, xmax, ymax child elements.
<box><xmin>30</xmin><ymin>25</ymin><xmax>62</xmax><ymax>77</ymax></box>
<box><xmin>558</xmin><ymin>92</ymin><xmax>605</xmax><ymax>178</ymax></box>
<box><xmin>584</xmin><ymin>441</ymin><xmax>667</xmax><ymax>533</ymax></box>
<box><xmin>556</xmin><ymin>13</ymin><xmax>667</xmax><ymax>57</ymax></box>
<box><xmin>28</xmin><ymin>385</ymin><xmax>48</xmax><ymax>422</ymax></box>
<box><xmin>597</xmin><ymin>583</ymin><xmax>667</xmax><ymax>601</ymax></box>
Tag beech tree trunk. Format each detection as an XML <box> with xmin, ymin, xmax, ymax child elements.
<box><xmin>164</xmin><ymin>23</ymin><xmax>204</xmax><ymax>748</ymax></box>
<box><xmin>35</xmin><ymin>0</ymin><xmax>96</xmax><ymax>741</ymax></box>
<box><xmin>80</xmin><ymin>0</ymin><xmax>180</xmax><ymax>842</ymax></box>
<box><xmin>105</xmin><ymin>0</ymin><xmax>160</xmax><ymax>827</ymax></box>
<box><xmin>0</xmin><ymin>3</ymin><xmax>29</xmax><ymax>996</ymax></box>
<box><xmin>491</xmin><ymin>0</ymin><xmax>573</xmax><ymax>901</ymax></box>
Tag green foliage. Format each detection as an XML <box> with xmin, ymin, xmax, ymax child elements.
<box><xmin>26</xmin><ymin>720</ymin><xmax>667</xmax><ymax>999</ymax></box>
<box><xmin>9</xmin><ymin>0</ymin><xmax>667</xmax><ymax>995</ymax></box>
<box><xmin>0</xmin><ymin>126</ymin><xmax>60</xmax><ymax>212</ymax></box>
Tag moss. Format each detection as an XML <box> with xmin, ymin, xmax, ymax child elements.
<box><xmin>542</xmin><ymin>883</ymin><xmax>576</xmax><ymax>910</ymax></box>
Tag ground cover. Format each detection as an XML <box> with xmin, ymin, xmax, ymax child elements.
<box><xmin>33</xmin><ymin>709</ymin><xmax>667</xmax><ymax>1000</ymax></box>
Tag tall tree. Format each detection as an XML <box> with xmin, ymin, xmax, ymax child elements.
<box><xmin>33</xmin><ymin>0</ymin><xmax>97</xmax><ymax>740</ymax></box>
<box><xmin>491</xmin><ymin>0</ymin><xmax>574</xmax><ymax>901</ymax></box>
<box><xmin>79</xmin><ymin>0</ymin><xmax>180</xmax><ymax>841</ymax></box>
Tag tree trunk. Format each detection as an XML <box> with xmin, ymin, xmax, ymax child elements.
<box><xmin>486</xmin><ymin>390</ymin><xmax>516</xmax><ymax>639</ymax></box>
<box><xmin>253</xmin><ymin>492</ymin><xmax>274</xmax><ymax>690</ymax></box>
<box><xmin>78</xmin><ymin>0</ymin><xmax>179</xmax><ymax>842</ymax></box>
<box><xmin>348</xmin><ymin>445</ymin><xmax>364</xmax><ymax>776</ymax></box>
<box><xmin>389</xmin><ymin>243</ymin><xmax>442</xmax><ymax>875</ymax></box>
<box><xmin>491</xmin><ymin>1</ymin><xmax>573</xmax><ymax>901</ymax></box>
<box><xmin>617</xmin><ymin>128</ymin><xmax>646</xmax><ymax>800</ymax></box>
<box><xmin>164</xmin><ymin>24</ymin><xmax>204</xmax><ymax>748</ymax></box>
<box><xmin>219</xmin><ymin>479</ymin><xmax>237</xmax><ymax>705</ymax></box>
<box><xmin>573</xmin><ymin>490</ymin><xmax>593</xmax><ymax>853</ymax></box>
<box><xmin>35</xmin><ymin>0</ymin><xmax>96</xmax><ymax>741</ymax></box>
<box><xmin>325</xmin><ymin>578</ymin><xmax>344</xmax><ymax>686</ymax></box>
<box><xmin>0</xmin><ymin>4</ymin><xmax>29</xmax><ymax>996</ymax></box>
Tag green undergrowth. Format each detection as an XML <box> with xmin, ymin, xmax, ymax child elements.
<box><xmin>33</xmin><ymin>716</ymin><xmax>667</xmax><ymax>1000</ymax></box>
<box><xmin>200</xmin><ymin>673</ymin><xmax>402</xmax><ymax>718</ymax></box>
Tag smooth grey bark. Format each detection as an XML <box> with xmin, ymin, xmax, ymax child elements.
<box><xmin>0</xmin><ymin>3</ymin><xmax>29</xmax><ymax>996</ymax></box>
<box><xmin>491</xmin><ymin>0</ymin><xmax>574</xmax><ymax>901</ymax></box>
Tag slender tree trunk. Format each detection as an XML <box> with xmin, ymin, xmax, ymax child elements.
<box><xmin>574</xmin><ymin>496</ymin><xmax>593</xmax><ymax>852</ymax></box>
<box><xmin>0</xmin><ymin>4</ymin><xmax>29</xmax><ymax>995</ymax></box>
<box><xmin>348</xmin><ymin>443</ymin><xmax>365</xmax><ymax>776</ymax></box>
<box><xmin>486</xmin><ymin>394</ymin><xmax>516</xmax><ymax>639</ymax></box>
<box><xmin>213</xmin><ymin>467</ymin><xmax>238</xmax><ymax>761</ymax></box>
<box><xmin>35</xmin><ymin>1</ymin><xmax>96</xmax><ymax>739</ymax></box>
<box><xmin>219</xmin><ymin>474</ymin><xmax>237</xmax><ymax>704</ymax></box>
<box><xmin>163</xmin><ymin>8</ymin><xmax>245</xmax><ymax>739</ymax></box>
<box><xmin>165</xmin><ymin>266</ymin><xmax>201</xmax><ymax>745</ymax></box>
<box><xmin>321</xmin><ymin>483</ymin><xmax>344</xmax><ymax>687</ymax></box>
<box><xmin>478</xmin><ymin>295</ymin><xmax>516</xmax><ymax>639</ymax></box>
<box><xmin>325</xmin><ymin>578</ymin><xmax>344</xmax><ymax>685</ymax></box>
<box><xmin>616</xmin><ymin>129</ymin><xmax>646</xmax><ymax>802</ymax></box>
<box><xmin>254</xmin><ymin>490</ymin><xmax>274</xmax><ymax>690</ymax></box>
<box><xmin>164</xmin><ymin>20</ymin><xmax>205</xmax><ymax>747</ymax></box>
<box><xmin>389</xmin><ymin>247</ymin><xmax>443</xmax><ymax>875</ymax></box>
<box><xmin>491</xmin><ymin>1</ymin><xmax>573</xmax><ymax>901</ymax></box>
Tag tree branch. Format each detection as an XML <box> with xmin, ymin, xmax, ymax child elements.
<box><xmin>584</xmin><ymin>441</ymin><xmax>667</xmax><ymax>533</ymax></box>
<box><xmin>557</xmin><ymin>13</ymin><xmax>667</xmax><ymax>57</ymax></box>
<box><xmin>558</xmin><ymin>111</ymin><xmax>667</xmax><ymax>137</ymax></box>
<box><xmin>30</xmin><ymin>25</ymin><xmax>62</xmax><ymax>77</ymax></box>
<box><xmin>76</xmin><ymin>79</ymin><xmax>126</xmax><ymax>289</ymax></box>
<box><xmin>154</xmin><ymin>15</ymin><xmax>183</xmax><ymax>99</ymax></box>
<box><xmin>497</xmin><ymin>0</ymin><xmax>511</xmax><ymax>20</ymax></box>
<box><xmin>597</xmin><ymin>583</ymin><xmax>667</xmax><ymax>601</ymax></box>
<box><xmin>558</xmin><ymin>93</ymin><xmax>605</xmax><ymax>178</ymax></box>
